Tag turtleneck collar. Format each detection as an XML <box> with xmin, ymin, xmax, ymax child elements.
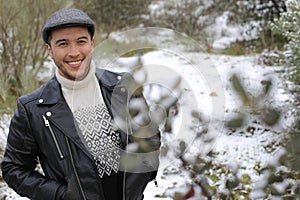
<box><xmin>56</xmin><ymin>62</ymin><xmax>96</xmax><ymax>90</ymax></box>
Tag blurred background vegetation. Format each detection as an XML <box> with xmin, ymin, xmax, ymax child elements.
<box><xmin>0</xmin><ymin>0</ymin><xmax>300</xmax><ymax>198</ymax></box>
<box><xmin>1</xmin><ymin>0</ymin><xmax>297</xmax><ymax>113</ymax></box>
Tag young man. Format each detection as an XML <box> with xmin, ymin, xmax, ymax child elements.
<box><xmin>1</xmin><ymin>8</ymin><xmax>160</xmax><ymax>200</ymax></box>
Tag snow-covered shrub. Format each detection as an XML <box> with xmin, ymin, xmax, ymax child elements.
<box><xmin>217</xmin><ymin>0</ymin><xmax>286</xmax><ymax>51</ymax></box>
<box><xmin>272</xmin><ymin>0</ymin><xmax>300</xmax><ymax>86</ymax></box>
<box><xmin>149</xmin><ymin>0</ymin><xmax>219</xmax><ymax>40</ymax></box>
<box><xmin>155</xmin><ymin>66</ymin><xmax>298</xmax><ymax>199</ymax></box>
<box><xmin>150</xmin><ymin>0</ymin><xmax>286</xmax><ymax>51</ymax></box>
<box><xmin>271</xmin><ymin>1</ymin><xmax>300</xmax><ymax>160</ymax></box>
<box><xmin>75</xmin><ymin>0</ymin><xmax>152</xmax><ymax>38</ymax></box>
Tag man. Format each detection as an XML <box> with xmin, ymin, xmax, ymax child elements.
<box><xmin>1</xmin><ymin>8</ymin><xmax>160</xmax><ymax>200</ymax></box>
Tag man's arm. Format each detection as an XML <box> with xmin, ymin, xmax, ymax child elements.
<box><xmin>1</xmin><ymin>100</ymin><xmax>62</xmax><ymax>200</ymax></box>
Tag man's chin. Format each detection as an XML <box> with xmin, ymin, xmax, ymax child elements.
<box><xmin>74</xmin><ymin>71</ymin><xmax>89</xmax><ymax>81</ymax></box>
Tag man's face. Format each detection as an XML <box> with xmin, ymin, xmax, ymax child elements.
<box><xmin>46</xmin><ymin>26</ymin><xmax>94</xmax><ymax>81</ymax></box>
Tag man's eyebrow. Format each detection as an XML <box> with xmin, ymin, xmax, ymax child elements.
<box><xmin>77</xmin><ymin>36</ymin><xmax>89</xmax><ymax>40</ymax></box>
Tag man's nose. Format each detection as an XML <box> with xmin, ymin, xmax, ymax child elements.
<box><xmin>68</xmin><ymin>44</ymin><xmax>80</xmax><ymax>57</ymax></box>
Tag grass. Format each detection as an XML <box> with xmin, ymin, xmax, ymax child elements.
<box><xmin>208</xmin><ymin>39</ymin><xmax>269</xmax><ymax>56</ymax></box>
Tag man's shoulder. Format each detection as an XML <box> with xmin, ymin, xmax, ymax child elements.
<box><xmin>95</xmin><ymin>68</ymin><xmax>125</xmax><ymax>78</ymax></box>
<box><xmin>95</xmin><ymin>68</ymin><xmax>126</xmax><ymax>86</ymax></box>
<box><xmin>18</xmin><ymin>77</ymin><xmax>57</xmax><ymax>105</ymax></box>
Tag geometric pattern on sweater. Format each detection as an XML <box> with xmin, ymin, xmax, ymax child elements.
<box><xmin>74</xmin><ymin>104</ymin><xmax>121</xmax><ymax>178</ymax></box>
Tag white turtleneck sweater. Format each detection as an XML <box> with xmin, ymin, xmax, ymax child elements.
<box><xmin>56</xmin><ymin>63</ymin><xmax>121</xmax><ymax>178</ymax></box>
<box><xmin>56</xmin><ymin>62</ymin><xmax>102</xmax><ymax>112</ymax></box>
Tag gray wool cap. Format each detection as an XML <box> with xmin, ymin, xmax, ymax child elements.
<box><xmin>42</xmin><ymin>8</ymin><xmax>95</xmax><ymax>44</ymax></box>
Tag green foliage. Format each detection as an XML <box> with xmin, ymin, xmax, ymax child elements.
<box><xmin>226</xmin><ymin>0</ymin><xmax>287</xmax><ymax>50</ymax></box>
<box><xmin>162</xmin><ymin>149</ymin><xmax>255</xmax><ymax>199</ymax></box>
<box><xmin>271</xmin><ymin>0</ymin><xmax>300</xmax><ymax>85</ymax></box>
<box><xmin>230</xmin><ymin>74</ymin><xmax>250</xmax><ymax>105</ymax></box>
<box><xmin>285</xmin><ymin>133</ymin><xmax>300</xmax><ymax>171</ymax></box>
<box><xmin>226</xmin><ymin>115</ymin><xmax>245</xmax><ymax>129</ymax></box>
<box><xmin>226</xmin><ymin>73</ymin><xmax>282</xmax><ymax>131</ymax></box>
<box><xmin>240</xmin><ymin>174</ymin><xmax>251</xmax><ymax>185</ymax></box>
<box><xmin>214</xmin><ymin>39</ymin><xmax>276</xmax><ymax>56</ymax></box>
<box><xmin>226</xmin><ymin>0</ymin><xmax>286</xmax><ymax>24</ymax></box>
<box><xmin>158</xmin><ymin>71</ymin><xmax>298</xmax><ymax>199</ymax></box>
<box><xmin>270</xmin><ymin>1</ymin><xmax>300</xmax><ymax>156</ymax></box>
<box><xmin>150</xmin><ymin>0</ymin><xmax>286</xmax><ymax>51</ymax></box>
<box><xmin>215</xmin><ymin>42</ymin><xmax>249</xmax><ymax>56</ymax></box>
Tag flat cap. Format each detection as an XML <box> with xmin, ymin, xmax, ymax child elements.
<box><xmin>42</xmin><ymin>8</ymin><xmax>95</xmax><ymax>44</ymax></box>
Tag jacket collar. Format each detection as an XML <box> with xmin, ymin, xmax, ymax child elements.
<box><xmin>95</xmin><ymin>68</ymin><xmax>123</xmax><ymax>89</ymax></box>
<box><xmin>37</xmin><ymin>68</ymin><xmax>122</xmax><ymax>105</ymax></box>
<box><xmin>37</xmin><ymin>76</ymin><xmax>63</xmax><ymax>105</ymax></box>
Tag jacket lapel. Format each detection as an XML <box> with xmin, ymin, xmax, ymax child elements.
<box><xmin>48</xmin><ymin>100</ymin><xmax>92</xmax><ymax>158</ymax></box>
<box><xmin>38</xmin><ymin>77</ymin><xmax>92</xmax><ymax>158</ymax></box>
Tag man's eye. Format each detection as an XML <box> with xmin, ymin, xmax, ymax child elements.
<box><xmin>58</xmin><ymin>42</ymin><xmax>67</xmax><ymax>47</ymax></box>
<box><xmin>78</xmin><ymin>40</ymin><xmax>87</xmax><ymax>44</ymax></box>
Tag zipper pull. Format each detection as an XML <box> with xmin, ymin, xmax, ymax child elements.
<box><xmin>42</xmin><ymin>115</ymin><xmax>49</xmax><ymax>127</ymax></box>
<box><xmin>154</xmin><ymin>178</ymin><xmax>158</xmax><ymax>187</ymax></box>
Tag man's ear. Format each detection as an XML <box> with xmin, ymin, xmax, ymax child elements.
<box><xmin>45</xmin><ymin>44</ymin><xmax>53</xmax><ymax>58</ymax></box>
<box><xmin>91</xmin><ymin>37</ymin><xmax>95</xmax><ymax>47</ymax></box>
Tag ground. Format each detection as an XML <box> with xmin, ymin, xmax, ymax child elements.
<box><xmin>140</xmin><ymin>52</ymin><xmax>292</xmax><ymax>199</ymax></box>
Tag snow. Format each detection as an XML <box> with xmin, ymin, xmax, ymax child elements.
<box><xmin>139</xmin><ymin>51</ymin><xmax>291</xmax><ymax>199</ymax></box>
<box><xmin>97</xmin><ymin>24</ymin><xmax>292</xmax><ymax>197</ymax></box>
<box><xmin>0</xmin><ymin>115</ymin><xmax>10</xmax><ymax>148</ymax></box>
<box><xmin>210</xmin><ymin>12</ymin><xmax>261</xmax><ymax>50</ymax></box>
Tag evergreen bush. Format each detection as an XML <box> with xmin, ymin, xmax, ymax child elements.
<box><xmin>272</xmin><ymin>0</ymin><xmax>300</xmax><ymax>86</ymax></box>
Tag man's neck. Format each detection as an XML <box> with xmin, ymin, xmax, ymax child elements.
<box><xmin>56</xmin><ymin>63</ymin><xmax>95</xmax><ymax>90</ymax></box>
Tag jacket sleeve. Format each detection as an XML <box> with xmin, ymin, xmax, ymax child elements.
<box><xmin>1</xmin><ymin>99</ymin><xmax>62</xmax><ymax>200</ymax></box>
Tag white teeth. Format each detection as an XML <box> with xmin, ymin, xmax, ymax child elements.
<box><xmin>68</xmin><ymin>61</ymin><xmax>81</xmax><ymax>65</ymax></box>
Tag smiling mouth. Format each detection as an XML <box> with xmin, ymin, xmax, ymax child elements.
<box><xmin>68</xmin><ymin>60</ymin><xmax>81</xmax><ymax>65</ymax></box>
<box><xmin>66</xmin><ymin>59</ymin><xmax>84</xmax><ymax>67</ymax></box>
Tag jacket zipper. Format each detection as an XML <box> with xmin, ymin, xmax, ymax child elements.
<box><xmin>123</xmin><ymin>93</ymin><xmax>130</xmax><ymax>200</ymax></box>
<box><xmin>42</xmin><ymin>115</ymin><xmax>86</xmax><ymax>199</ymax></box>
<box><xmin>122</xmin><ymin>119</ymin><xmax>128</xmax><ymax>200</ymax></box>
<box><xmin>42</xmin><ymin>115</ymin><xmax>64</xmax><ymax>159</ymax></box>
<box><xmin>66</xmin><ymin>136</ymin><xmax>87</xmax><ymax>200</ymax></box>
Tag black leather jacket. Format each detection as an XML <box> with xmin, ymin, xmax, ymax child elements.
<box><xmin>1</xmin><ymin>68</ymin><xmax>160</xmax><ymax>200</ymax></box>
